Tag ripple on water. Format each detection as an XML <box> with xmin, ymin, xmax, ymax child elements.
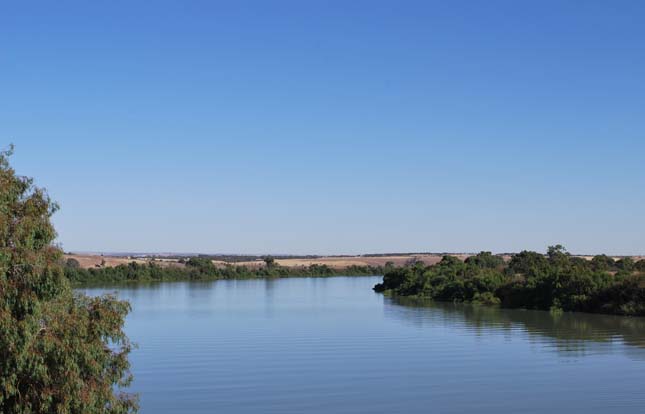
<box><xmin>81</xmin><ymin>277</ymin><xmax>645</xmax><ymax>414</ymax></box>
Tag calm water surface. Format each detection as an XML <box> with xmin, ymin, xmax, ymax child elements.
<box><xmin>82</xmin><ymin>277</ymin><xmax>645</xmax><ymax>413</ymax></box>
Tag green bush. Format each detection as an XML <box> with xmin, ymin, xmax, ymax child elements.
<box><xmin>374</xmin><ymin>245</ymin><xmax>645</xmax><ymax>316</ymax></box>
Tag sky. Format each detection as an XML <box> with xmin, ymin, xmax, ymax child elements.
<box><xmin>1</xmin><ymin>1</ymin><xmax>644</xmax><ymax>255</ymax></box>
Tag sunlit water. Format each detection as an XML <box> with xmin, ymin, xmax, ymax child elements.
<box><xmin>81</xmin><ymin>276</ymin><xmax>645</xmax><ymax>413</ymax></box>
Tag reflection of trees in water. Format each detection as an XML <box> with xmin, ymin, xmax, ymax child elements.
<box><xmin>385</xmin><ymin>297</ymin><xmax>645</xmax><ymax>359</ymax></box>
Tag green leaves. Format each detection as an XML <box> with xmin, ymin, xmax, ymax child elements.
<box><xmin>0</xmin><ymin>149</ymin><xmax>137</xmax><ymax>414</ymax></box>
<box><xmin>375</xmin><ymin>246</ymin><xmax>645</xmax><ymax>316</ymax></box>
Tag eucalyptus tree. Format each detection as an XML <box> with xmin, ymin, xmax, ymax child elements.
<box><xmin>0</xmin><ymin>146</ymin><xmax>137</xmax><ymax>414</ymax></box>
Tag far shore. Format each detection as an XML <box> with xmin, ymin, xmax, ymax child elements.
<box><xmin>64</xmin><ymin>252</ymin><xmax>645</xmax><ymax>271</ymax></box>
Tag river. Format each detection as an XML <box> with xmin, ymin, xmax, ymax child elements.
<box><xmin>81</xmin><ymin>276</ymin><xmax>645</xmax><ymax>413</ymax></box>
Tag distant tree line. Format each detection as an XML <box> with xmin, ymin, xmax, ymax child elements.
<box><xmin>374</xmin><ymin>246</ymin><xmax>645</xmax><ymax>316</ymax></box>
<box><xmin>64</xmin><ymin>257</ymin><xmax>383</xmax><ymax>285</ymax></box>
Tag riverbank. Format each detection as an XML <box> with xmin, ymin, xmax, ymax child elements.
<box><xmin>65</xmin><ymin>258</ymin><xmax>383</xmax><ymax>286</ymax></box>
<box><xmin>374</xmin><ymin>247</ymin><xmax>645</xmax><ymax>317</ymax></box>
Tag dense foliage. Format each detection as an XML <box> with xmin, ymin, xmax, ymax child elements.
<box><xmin>0</xmin><ymin>148</ymin><xmax>137</xmax><ymax>413</ymax></box>
<box><xmin>374</xmin><ymin>246</ymin><xmax>645</xmax><ymax>316</ymax></box>
<box><xmin>64</xmin><ymin>258</ymin><xmax>383</xmax><ymax>285</ymax></box>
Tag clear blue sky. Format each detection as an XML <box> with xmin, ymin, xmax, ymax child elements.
<box><xmin>2</xmin><ymin>1</ymin><xmax>644</xmax><ymax>255</ymax></box>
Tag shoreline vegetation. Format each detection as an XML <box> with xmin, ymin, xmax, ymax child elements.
<box><xmin>374</xmin><ymin>246</ymin><xmax>645</xmax><ymax>317</ymax></box>
<box><xmin>64</xmin><ymin>256</ymin><xmax>384</xmax><ymax>285</ymax></box>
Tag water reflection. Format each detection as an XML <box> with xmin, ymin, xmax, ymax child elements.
<box><xmin>77</xmin><ymin>278</ymin><xmax>645</xmax><ymax>413</ymax></box>
<box><xmin>385</xmin><ymin>297</ymin><xmax>645</xmax><ymax>360</ymax></box>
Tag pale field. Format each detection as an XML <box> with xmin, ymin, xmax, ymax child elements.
<box><xmin>234</xmin><ymin>254</ymin><xmax>467</xmax><ymax>269</ymax></box>
<box><xmin>64</xmin><ymin>254</ymin><xmax>184</xmax><ymax>269</ymax></box>
<box><xmin>578</xmin><ymin>255</ymin><xmax>645</xmax><ymax>262</ymax></box>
